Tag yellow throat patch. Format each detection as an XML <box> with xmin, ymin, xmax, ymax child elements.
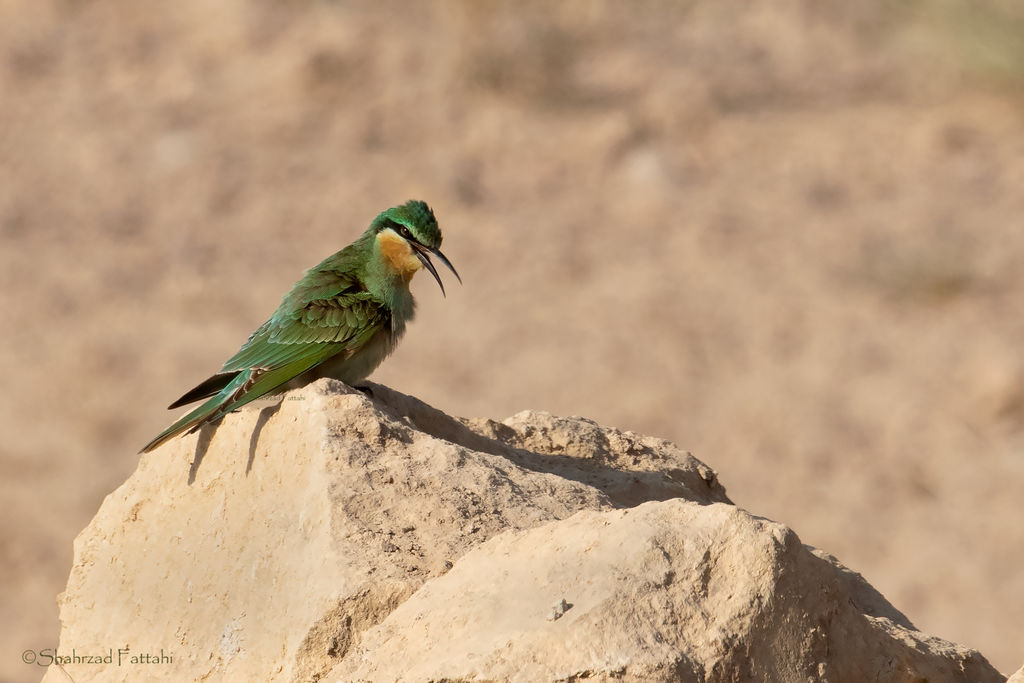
<box><xmin>377</xmin><ymin>229</ymin><xmax>423</xmax><ymax>280</ymax></box>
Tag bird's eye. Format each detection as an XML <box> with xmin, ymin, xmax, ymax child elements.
<box><xmin>399</xmin><ymin>226</ymin><xmax>412</xmax><ymax>239</ymax></box>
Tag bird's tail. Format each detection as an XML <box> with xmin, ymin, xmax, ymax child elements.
<box><xmin>139</xmin><ymin>390</ymin><xmax>232</xmax><ymax>454</ymax></box>
<box><xmin>140</xmin><ymin>353</ymin><xmax>334</xmax><ymax>454</ymax></box>
<box><xmin>168</xmin><ymin>371</ymin><xmax>239</xmax><ymax>409</ymax></box>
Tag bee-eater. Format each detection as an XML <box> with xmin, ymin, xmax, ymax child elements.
<box><xmin>141</xmin><ymin>200</ymin><xmax>459</xmax><ymax>453</ymax></box>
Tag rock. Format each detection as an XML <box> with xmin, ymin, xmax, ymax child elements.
<box><xmin>330</xmin><ymin>502</ymin><xmax>1000</xmax><ymax>682</ymax></box>
<box><xmin>44</xmin><ymin>379</ymin><xmax>1001</xmax><ymax>682</ymax></box>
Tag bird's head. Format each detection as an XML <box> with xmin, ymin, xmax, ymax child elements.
<box><xmin>371</xmin><ymin>200</ymin><xmax>461</xmax><ymax>295</ymax></box>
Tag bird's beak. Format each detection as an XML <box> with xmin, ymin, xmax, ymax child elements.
<box><xmin>411</xmin><ymin>242</ymin><xmax>462</xmax><ymax>297</ymax></box>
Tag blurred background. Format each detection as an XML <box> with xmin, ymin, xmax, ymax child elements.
<box><xmin>2</xmin><ymin>0</ymin><xmax>1023</xmax><ymax>679</ymax></box>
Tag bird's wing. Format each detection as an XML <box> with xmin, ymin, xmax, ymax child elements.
<box><xmin>204</xmin><ymin>284</ymin><xmax>389</xmax><ymax>416</ymax></box>
<box><xmin>221</xmin><ymin>272</ymin><xmax>389</xmax><ymax>372</ymax></box>
<box><xmin>141</xmin><ymin>273</ymin><xmax>390</xmax><ymax>453</ymax></box>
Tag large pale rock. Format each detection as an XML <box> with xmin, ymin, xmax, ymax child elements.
<box><xmin>330</xmin><ymin>501</ymin><xmax>996</xmax><ymax>682</ymax></box>
<box><xmin>45</xmin><ymin>380</ymin><xmax>1001</xmax><ymax>682</ymax></box>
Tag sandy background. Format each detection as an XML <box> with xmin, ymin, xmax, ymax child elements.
<box><xmin>1</xmin><ymin>0</ymin><xmax>1022</xmax><ymax>680</ymax></box>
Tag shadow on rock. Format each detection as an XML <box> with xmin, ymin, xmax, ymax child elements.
<box><xmin>350</xmin><ymin>380</ymin><xmax>731</xmax><ymax>508</ymax></box>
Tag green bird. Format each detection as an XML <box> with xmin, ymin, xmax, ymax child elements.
<box><xmin>141</xmin><ymin>200</ymin><xmax>459</xmax><ymax>453</ymax></box>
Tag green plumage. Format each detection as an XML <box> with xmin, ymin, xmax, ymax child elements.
<box><xmin>141</xmin><ymin>200</ymin><xmax>459</xmax><ymax>453</ymax></box>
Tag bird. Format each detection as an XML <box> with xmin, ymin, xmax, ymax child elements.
<box><xmin>140</xmin><ymin>199</ymin><xmax>460</xmax><ymax>453</ymax></box>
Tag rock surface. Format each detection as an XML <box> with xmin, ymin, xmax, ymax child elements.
<box><xmin>45</xmin><ymin>380</ymin><xmax>1002</xmax><ymax>682</ymax></box>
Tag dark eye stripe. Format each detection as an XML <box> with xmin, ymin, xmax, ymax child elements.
<box><xmin>378</xmin><ymin>218</ymin><xmax>420</xmax><ymax>244</ymax></box>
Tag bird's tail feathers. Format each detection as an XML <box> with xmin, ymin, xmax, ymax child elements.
<box><xmin>140</xmin><ymin>391</ymin><xmax>230</xmax><ymax>453</ymax></box>
<box><xmin>141</xmin><ymin>354</ymin><xmax>331</xmax><ymax>454</ymax></box>
<box><xmin>168</xmin><ymin>371</ymin><xmax>240</xmax><ymax>409</ymax></box>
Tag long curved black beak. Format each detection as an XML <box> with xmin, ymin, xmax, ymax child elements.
<box><xmin>411</xmin><ymin>242</ymin><xmax>461</xmax><ymax>297</ymax></box>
